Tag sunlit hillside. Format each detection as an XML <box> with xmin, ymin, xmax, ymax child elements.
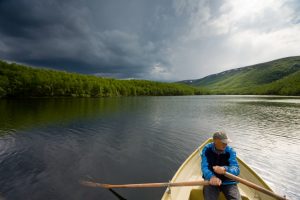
<box><xmin>180</xmin><ymin>56</ymin><xmax>300</xmax><ymax>95</ymax></box>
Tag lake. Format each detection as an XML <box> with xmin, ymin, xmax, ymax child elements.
<box><xmin>0</xmin><ymin>96</ymin><xmax>299</xmax><ymax>200</ymax></box>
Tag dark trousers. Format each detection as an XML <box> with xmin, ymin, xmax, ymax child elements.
<box><xmin>203</xmin><ymin>184</ymin><xmax>241</xmax><ymax>200</ymax></box>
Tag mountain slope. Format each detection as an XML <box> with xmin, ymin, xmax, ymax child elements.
<box><xmin>181</xmin><ymin>56</ymin><xmax>300</xmax><ymax>95</ymax></box>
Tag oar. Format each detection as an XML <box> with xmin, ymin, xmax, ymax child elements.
<box><xmin>81</xmin><ymin>174</ymin><xmax>287</xmax><ymax>200</ymax></box>
<box><xmin>224</xmin><ymin>172</ymin><xmax>287</xmax><ymax>200</ymax></box>
<box><xmin>80</xmin><ymin>180</ymin><xmax>209</xmax><ymax>189</ymax></box>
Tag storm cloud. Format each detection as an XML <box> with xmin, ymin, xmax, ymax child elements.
<box><xmin>1</xmin><ymin>0</ymin><xmax>300</xmax><ymax>80</ymax></box>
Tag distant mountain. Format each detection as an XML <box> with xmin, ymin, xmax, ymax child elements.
<box><xmin>180</xmin><ymin>56</ymin><xmax>300</xmax><ymax>95</ymax></box>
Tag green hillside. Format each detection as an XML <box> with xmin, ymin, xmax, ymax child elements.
<box><xmin>0</xmin><ymin>60</ymin><xmax>207</xmax><ymax>98</ymax></box>
<box><xmin>181</xmin><ymin>56</ymin><xmax>300</xmax><ymax>95</ymax></box>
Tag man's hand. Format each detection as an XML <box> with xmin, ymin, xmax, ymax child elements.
<box><xmin>213</xmin><ymin>166</ymin><xmax>226</xmax><ymax>174</ymax></box>
<box><xmin>209</xmin><ymin>176</ymin><xmax>222</xmax><ymax>186</ymax></box>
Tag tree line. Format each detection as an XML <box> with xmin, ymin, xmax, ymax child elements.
<box><xmin>0</xmin><ymin>60</ymin><xmax>208</xmax><ymax>98</ymax></box>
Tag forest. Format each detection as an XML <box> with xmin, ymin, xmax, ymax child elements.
<box><xmin>0</xmin><ymin>60</ymin><xmax>207</xmax><ymax>98</ymax></box>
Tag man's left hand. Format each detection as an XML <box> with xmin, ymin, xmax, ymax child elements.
<box><xmin>213</xmin><ymin>166</ymin><xmax>226</xmax><ymax>174</ymax></box>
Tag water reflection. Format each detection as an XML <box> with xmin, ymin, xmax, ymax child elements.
<box><xmin>0</xmin><ymin>96</ymin><xmax>299</xmax><ymax>200</ymax></box>
<box><xmin>0</xmin><ymin>98</ymin><xmax>127</xmax><ymax>132</ymax></box>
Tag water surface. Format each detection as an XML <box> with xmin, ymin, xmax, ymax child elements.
<box><xmin>0</xmin><ymin>96</ymin><xmax>299</xmax><ymax>200</ymax></box>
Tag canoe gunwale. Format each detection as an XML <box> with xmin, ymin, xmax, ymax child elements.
<box><xmin>170</xmin><ymin>138</ymin><xmax>211</xmax><ymax>183</ymax></box>
<box><xmin>236</xmin><ymin>156</ymin><xmax>273</xmax><ymax>191</ymax></box>
<box><xmin>162</xmin><ymin>137</ymin><xmax>275</xmax><ymax>200</ymax></box>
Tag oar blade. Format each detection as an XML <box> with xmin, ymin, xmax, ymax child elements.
<box><xmin>80</xmin><ymin>180</ymin><xmax>111</xmax><ymax>188</ymax></box>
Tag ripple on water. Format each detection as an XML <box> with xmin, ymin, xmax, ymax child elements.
<box><xmin>0</xmin><ymin>133</ymin><xmax>16</xmax><ymax>158</ymax></box>
<box><xmin>0</xmin><ymin>96</ymin><xmax>299</xmax><ymax>200</ymax></box>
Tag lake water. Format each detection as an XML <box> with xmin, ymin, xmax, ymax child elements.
<box><xmin>0</xmin><ymin>96</ymin><xmax>299</xmax><ymax>200</ymax></box>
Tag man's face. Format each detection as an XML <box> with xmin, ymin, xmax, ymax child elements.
<box><xmin>214</xmin><ymin>138</ymin><xmax>227</xmax><ymax>151</ymax></box>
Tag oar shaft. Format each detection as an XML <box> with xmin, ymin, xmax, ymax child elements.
<box><xmin>224</xmin><ymin>172</ymin><xmax>287</xmax><ymax>200</ymax></box>
<box><xmin>81</xmin><ymin>180</ymin><xmax>209</xmax><ymax>189</ymax></box>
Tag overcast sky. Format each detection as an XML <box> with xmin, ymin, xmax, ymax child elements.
<box><xmin>0</xmin><ymin>0</ymin><xmax>300</xmax><ymax>81</ymax></box>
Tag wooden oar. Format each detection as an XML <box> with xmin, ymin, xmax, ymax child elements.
<box><xmin>80</xmin><ymin>180</ymin><xmax>209</xmax><ymax>189</ymax></box>
<box><xmin>81</xmin><ymin>174</ymin><xmax>287</xmax><ymax>199</ymax></box>
<box><xmin>224</xmin><ymin>172</ymin><xmax>287</xmax><ymax>200</ymax></box>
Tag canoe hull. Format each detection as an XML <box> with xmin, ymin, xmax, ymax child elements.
<box><xmin>161</xmin><ymin>138</ymin><xmax>275</xmax><ymax>200</ymax></box>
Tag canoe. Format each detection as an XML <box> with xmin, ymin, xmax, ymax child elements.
<box><xmin>161</xmin><ymin>138</ymin><xmax>275</xmax><ymax>200</ymax></box>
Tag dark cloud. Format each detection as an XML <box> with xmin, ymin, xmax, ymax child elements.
<box><xmin>0</xmin><ymin>0</ymin><xmax>89</xmax><ymax>38</ymax></box>
<box><xmin>0</xmin><ymin>0</ymin><xmax>300</xmax><ymax>80</ymax></box>
<box><xmin>0</xmin><ymin>0</ymin><xmax>180</xmax><ymax>79</ymax></box>
<box><xmin>0</xmin><ymin>0</ymin><xmax>94</xmax><ymax>70</ymax></box>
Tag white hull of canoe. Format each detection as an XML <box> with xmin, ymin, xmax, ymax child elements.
<box><xmin>161</xmin><ymin>138</ymin><xmax>276</xmax><ymax>200</ymax></box>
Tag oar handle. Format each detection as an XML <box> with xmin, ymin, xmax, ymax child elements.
<box><xmin>224</xmin><ymin>172</ymin><xmax>287</xmax><ymax>200</ymax></box>
<box><xmin>81</xmin><ymin>180</ymin><xmax>209</xmax><ymax>189</ymax></box>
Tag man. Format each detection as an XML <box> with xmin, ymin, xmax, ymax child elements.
<box><xmin>201</xmin><ymin>131</ymin><xmax>241</xmax><ymax>200</ymax></box>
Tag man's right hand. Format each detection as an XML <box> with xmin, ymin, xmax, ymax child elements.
<box><xmin>209</xmin><ymin>176</ymin><xmax>222</xmax><ymax>186</ymax></box>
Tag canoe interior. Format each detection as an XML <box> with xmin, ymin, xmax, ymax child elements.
<box><xmin>161</xmin><ymin>138</ymin><xmax>275</xmax><ymax>200</ymax></box>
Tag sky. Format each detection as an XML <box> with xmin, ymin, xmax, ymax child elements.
<box><xmin>0</xmin><ymin>0</ymin><xmax>300</xmax><ymax>81</ymax></box>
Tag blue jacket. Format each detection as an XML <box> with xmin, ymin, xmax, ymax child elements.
<box><xmin>201</xmin><ymin>142</ymin><xmax>240</xmax><ymax>185</ymax></box>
